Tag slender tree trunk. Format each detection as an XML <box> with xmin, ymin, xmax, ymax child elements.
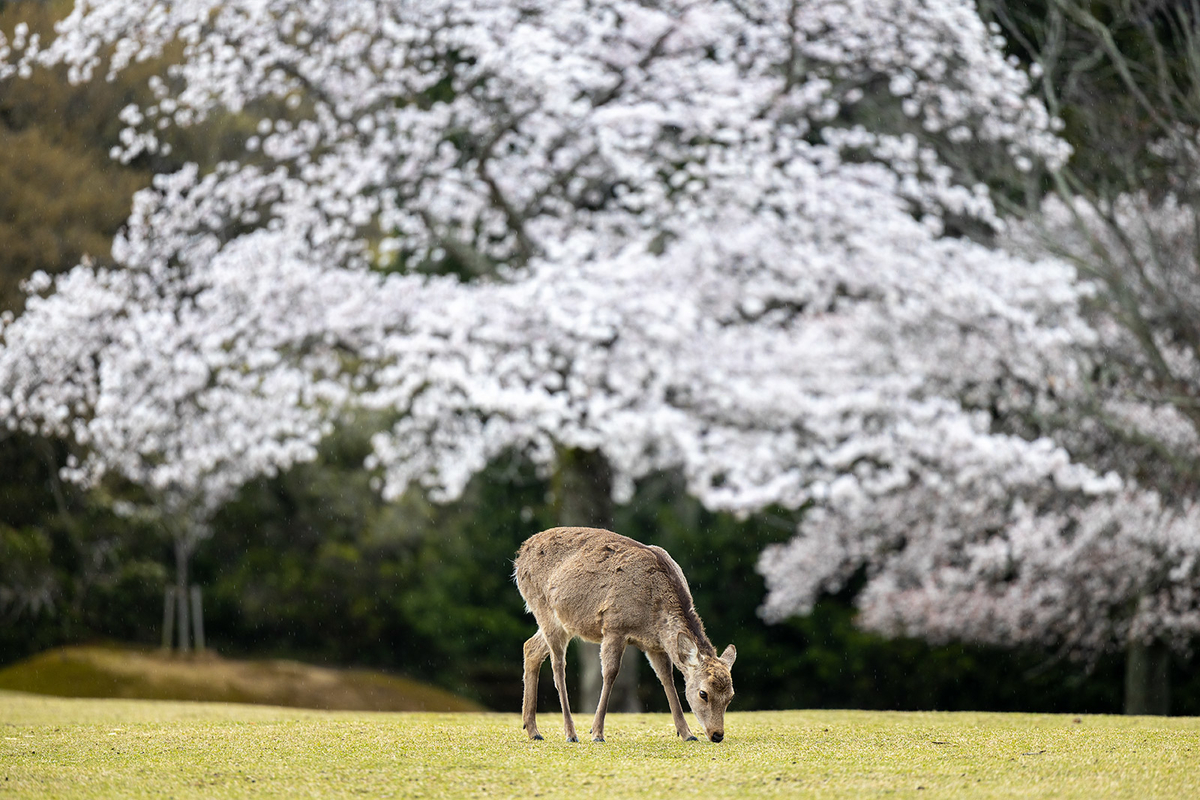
<box><xmin>190</xmin><ymin>585</ymin><xmax>206</xmax><ymax>651</ymax></box>
<box><xmin>1125</xmin><ymin>639</ymin><xmax>1170</xmax><ymax>715</ymax></box>
<box><xmin>553</xmin><ymin>448</ymin><xmax>641</xmax><ymax>714</ymax></box>
<box><xmin>174</xmin><ymin>537</ymin><xmax>192</xmax><ymax>653</ymax></box>
<box><xmin>161</xmin><ymin>513</ymin><xmax>209</xmax><ymax>653</ymax></box>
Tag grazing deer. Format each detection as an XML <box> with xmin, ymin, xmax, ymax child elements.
<box><xmin>514</xmin><ymin>527</ymin><xmax>737</xmax><ymax>743</ymax></box>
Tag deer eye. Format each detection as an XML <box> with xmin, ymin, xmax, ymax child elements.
<box><xmin>699</xmin><ymin>690</ymin><xmax>708</xmax><ymax>701</ymax></box>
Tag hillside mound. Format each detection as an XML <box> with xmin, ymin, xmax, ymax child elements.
<box><xmin>0</xmin><ymin>645</ymin><xmax>483</xmax><ymax>712</ymax></box>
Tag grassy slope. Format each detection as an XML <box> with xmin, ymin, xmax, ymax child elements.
<box><xmin>2</xmin><ymin>691</ymin><xmax>1197</xmax><ymax>799</ymax></box>
<box><xmin>0</xmin><ymin>646</ymin><xmax>482</xmax><ymax>712</ymax></box>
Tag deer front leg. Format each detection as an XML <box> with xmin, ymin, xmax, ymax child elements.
<box><xmin>522</xmin><ymin>632</ymin><xmax>550</xmax><ymax>740</ymax></box>
<box><xmin>547</xmin><ymin>636</ymin><xmax>578</xmax><ymax>742</ymax></box>
<box><xmin>590</xmin><ymin>635</ymin><xmax>627</xmax><ymax>742</ymax></box>
<box><xmin>647</xmin><ymin>649</ymin><xmax>696</xmax><ymax>741</ymax></box>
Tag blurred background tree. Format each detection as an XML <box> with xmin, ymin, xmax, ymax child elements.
<box><xmin>0</xmin><ymin>0</ymin><xmax>165</xmax><ymax>659</ymax></box>
<box><xmin>0</xmin><ymin>0</ymin><xmax>325</xmax><ymax>656</ymax></box>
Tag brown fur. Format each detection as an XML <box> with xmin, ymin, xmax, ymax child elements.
<box><xmin>514</xmin><ymin>527</ymin><xmax>737</xmax><ymax>743</ymax></box>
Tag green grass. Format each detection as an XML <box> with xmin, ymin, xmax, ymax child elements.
<box><xmin>0</xmin><ymin>646</ymin><xmax>482</xmax><ymax>712</ymax></box>
<box><xmin>2</xmin><ymin>691</ymin><xmax>1198</xmax><ymax>798</ymax></box>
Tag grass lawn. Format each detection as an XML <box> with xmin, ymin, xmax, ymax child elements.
<box><xmin>2</xmin><ymin>690</ymin><xmax>1197</xmax><ymax>799</ymax></box>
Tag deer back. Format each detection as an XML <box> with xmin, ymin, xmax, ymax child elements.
<box><xmin>515</xmin><ymin>527</ymin><xmax>713</xmax><ymax>654</ymax></box>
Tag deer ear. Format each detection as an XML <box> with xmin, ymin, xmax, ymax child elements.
<box><xmin>720</xmin><ymin>644</ymin><xmax>737</xmax><ymax>669</ymax></box>
<box><xmin>678</xmin><ymin>633</ymin><xmax>700</xmax><ymax>667</ymax></box>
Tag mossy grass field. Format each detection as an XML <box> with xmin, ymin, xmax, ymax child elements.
<box><xmin>3</xmin><ymin>691</ymin><xmax>1199</xmax><ymax>798</ymax></box>
<box><xmin>0</xmin><ymin>646</ymin><xmax>481</xmax><ymax>713</ymax></box>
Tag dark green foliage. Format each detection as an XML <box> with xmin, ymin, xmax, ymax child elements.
<box><xmin>196</xmin><ymin>424</ymin><xmax>554</xmax><ymax>709</ymax></box>
<box><xmin>2</xmin><ymin>422</ymin><xmax>1190</xmax><ymax>714</ymax></box>
<box><xmin>0</xmin><ymin>433</ymin><xmax>167</xmax><ymax>661</ymax></box>
<box><xmin>191</xmin><ymin>440</ymin><xmax>1152</xmax><ymax>715</ymax></box>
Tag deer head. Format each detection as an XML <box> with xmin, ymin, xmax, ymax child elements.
<box><xmin>681</xmin><ymin>639</ymin><xmax>737</xmax><ymax>742</ymax></box>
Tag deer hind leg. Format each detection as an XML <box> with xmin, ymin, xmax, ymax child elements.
<box><xmin>590</xmin><ymin>634</ymin><xmax>628</xmax><ymax>742</ymax></box>
<box><xmin>546</xmin><ymin>631</ymin><xmax>578</xmax><ymax>742</ymax></box>
<box><xmin>647</xmin><ymin>649</ymin><xmax>696</xmax><ymax>741</ymax></box>
<box><xmin>522</xmin><ymin>632</ymin><xmax>550</xmax><ymax>740</ymax></box>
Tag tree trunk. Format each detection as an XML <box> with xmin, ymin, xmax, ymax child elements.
<box><xmin>1125</xmin><ymin>639</ymin><xmax>1170</xmax><ymax>715</ymax></box>
<box><xmin>553</xmin><ymin>448</ymin><xmax>641</xmax><ymax>714</ymax></box>
<box><xmin>174</xmin><ymin>537</ymin><xmax>191</xmax><ymax>653</ymax></box>
<box><xmin>162</xmin><ymin>514</ymin><xmax>210</xmax><ymax>654</ymax></box>
<box><xmin>190</xmin><ymin>585</ymin><xmax>206</xmax><ymax>651</ymax></box>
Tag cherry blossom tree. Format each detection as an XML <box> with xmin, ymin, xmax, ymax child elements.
<box><xmin>2</xmin><ymin>0</ymin><xmax>1153</xmax><ymax>694</ymax></box>
<box><xmin>757</xmin><ymin>0</ymin><xmax>1200</xmax><ymax>716</ymax></box>
<box><xmin>754</xmin><ymin>187</ymin><xmax>1200</xmax><ymax>715</ymax></box>
<box><xmin>0</xmin><ymin>179</ymin><xmax>378</xmax><ymax>648</ymax></box>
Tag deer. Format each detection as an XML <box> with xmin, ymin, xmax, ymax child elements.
<box><xmin>513</xmin><ymin>526</ymin><xmax>737</xmax><ymax>743</ymax></box>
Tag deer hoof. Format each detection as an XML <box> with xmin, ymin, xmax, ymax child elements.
<box><xmin>532</xmin><ymin>734</ymin><xmax>544</xmax><ymax>741</ymax></box>
<box><xmin>566</xmin><ymin>736</ymin><xmax>579</xmax><ymax>743</ymax></box>
<box><xmin>593</xmin><ymin>736</ymin><xmax>605</xmax><ymax>743</ymax></box>
<box><xmin>685</xmin><ymin>735</ymin><xmax>698</xmax><ymax>741</ymax></box>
